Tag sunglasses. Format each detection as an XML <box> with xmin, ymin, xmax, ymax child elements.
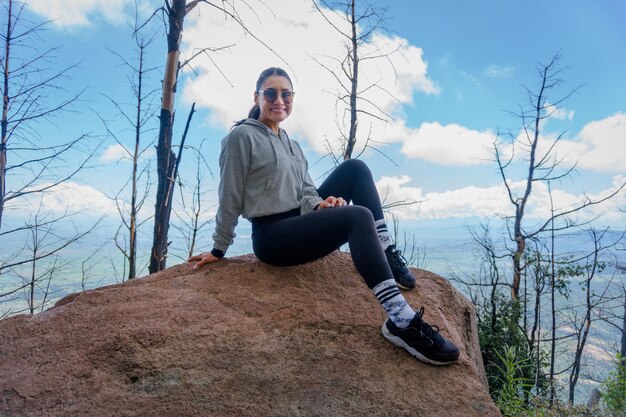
<box><xmin>257</xmin><ymin>89</ymin><xmax>295</xmax><ymax>103</ymax></box>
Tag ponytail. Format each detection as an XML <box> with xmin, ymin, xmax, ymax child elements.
<box><xmin>248</xmin><ymin>104</ymin><xmax>261</xmax><ymax>119</ymax></box>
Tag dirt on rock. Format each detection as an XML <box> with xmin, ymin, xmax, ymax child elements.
<box><xmin>1</xmin><ymin>251</ymin><xmax>501</xmax><ymax>417</ymax></box>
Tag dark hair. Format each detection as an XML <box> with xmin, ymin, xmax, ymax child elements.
<box><xmin>234</xmin><ymin>67</ymin><xmax>293</xmax><ymax>127</ymax></box>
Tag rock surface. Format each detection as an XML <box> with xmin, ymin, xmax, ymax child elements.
<box><xmin>1</xmin><ymin>252</ymin><xmax>501</xmax><ymax>417</ymax></box>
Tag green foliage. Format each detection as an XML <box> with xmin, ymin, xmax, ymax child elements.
<box><xmin>520</xmin><ymin>402</ymin><xmax>607</xmax><ymax>417</ymax></box>
<box><xmin>495</xmin><ymin>346</ymin><xmax>534</xmax><ymax>417</ymax></box>
<box><xmin>478</xmin><ymin>295</ymin><xmax>541</xmax><ymax>396</ymax></box>
<box><xmin>493</xmin><ymin>347</ymin><xmax>607</xmax><ymax>417</ymax></box>
<box><xmin>601</xmin><ymin>355</ymin><xmax>626</xmax><ymax>417</ymax></box>
<box><xmin>491</xmin><ymin>350</ymin><xmax>625</xmax><ymax>416</ymax></box>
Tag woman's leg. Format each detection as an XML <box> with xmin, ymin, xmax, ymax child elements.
<box><xmin>253</xmin><ymin>205</ymin><xmax>418</xmax><ymax>325</ymax></box>
<box><xmin>252</xmin><ymin>204</ymin><xmax>460</xmax><ymax>366</ymax></box>
<box><xmin>316</xmin><ymin>159</ymin><xmax>415</xmax><ymax>289</ymax></box>
<box><xmin>316</xmin><ymin>159</ymin><xmax>383</xmax><ymax>220</ymax></box>
<box><xmin>253</xmin><ymin>205</ymin><xmax>389</xmax><ymax>289</ymax></box>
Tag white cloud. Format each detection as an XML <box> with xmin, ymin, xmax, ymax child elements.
<box><xmin>376</xmin><ymin>175</ymin><xmax>626</xmax><ymax>223</ymax></box>
<box><xmin>181</xmin><ymin>0</ymin><xmax>439</xmax><ymax>155</ymax></box>
<box><xmin>100</xmin><ymin>143</ymin><xmax>155</xmax><ymax>163</ymax></box>
<box><xmin>501</xmin><ymin>112</ymin><xmax>626</xmax><ymax>174</ymax></box>
<box><xmin>520</xmin><ymin>176</ymin><xmax>626</xmax><ymax>222</ymax></box>
<box><xmin>484</xmin><ymin>64</ymin><xmax>515</xmax><ymax>79</ymax></box>
<box><xmin>26</xmin><ymin>0</ymin><xmax>154</xmax><ymax>28</ymax></box>
<box><xmin>566</xmin><ymin>112</ymin><xmax>626</xmax><ymax>172</ymax></box>
<box><xmin>7</xmin><ymin>182</ymin><xmax>117</xmax><ymax>216</ymax></box>
<box><xmin>399</xmin><ymin>122</ymin><xmax>495</xmax><ymax>165</ymax></box>
<box><xmin>376</xmin><ymin>175</ymin><xmax>510</xmax><ymax>220</ymax></box>
<box><xmin>101</xmin><ymin>144</ymin><xmax>131</xmax><ymax>162</ymax></box>
<box><xmin>547</xmin><ymin>104</ymin><xmax>575</xmax><ymax>121</ymax></box>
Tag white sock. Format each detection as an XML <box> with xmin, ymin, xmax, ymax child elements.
<box><xmin>373</xmin><ymin>279</ymin><xmax>415</xmax><ymax>328</ymax></box>
<box><xmin>374</xmin><ymin>219</ymin><xmax>392</xmax><ymax>250</ymax></box>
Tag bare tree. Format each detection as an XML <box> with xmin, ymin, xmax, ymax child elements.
<box><xmin>80</xmin><ymin>242</ymin><xmax>107</xmax><ymax>291</ymax></box>
<box><xmin>565</xmin><ymin>228</ymin><xmax>607</xmax><ymax>404</ymax></box>
<box><xmin>1</xmin><ymin>0</ymin><xmax>101</xmax><ymax>316</ymax></box>
<box><xmin>451</xmin><ymin>223</ymin><xmax>511</xmax><ymax>333</ymax></box>
<box><xmin>101</xmin><ymin>30</ymin><xmax>160</xmax><ymax>280</ymax></box>
<box><xmin>387</xmin><ymin>212</ymin><xmax>426</xmax><ymax>269</ymax></box>
<box><xmin>622</xmin><ymin>286</ymin><xmax>626</xmax><ymax>365</ymax></box>
<box><xmin>312</xmin><ymin>0</ymin><xmax>399</xmax><ymax>161</ymax></box>
<box><xmin>1</xmin><ymin>0</ymin><xmax>95</xmax><ymax>230</ymax></box>
<box><xmin>147</xmin><ymin>0</ymin><xmax>280</xmax><ymax>273</ymax></box>
<box><xmin>524</xmin><ymin>241</ymin><xmax>550</xmax><ymax>392</ymax></box>
<box><xmin>1</xmin><ymin>198</ymin><xmax>100</xmax><ymax>315</ymax></box>
<box><xmin>598</xmin><ymin>242</ymin><xmax>626</xmax><ymax>372</ymax></box>
<box><xmin>618</xmin><ymin>235</ymin><xmax>626</xmax><ymax>364</ymax></box>
<box><xmin>170</xmin><ymin>139</ymin><xmax>215</xmax><ymax>261</ymax></box>
<box><xmin>451</xmin><ymin>222</ymin><xmax>538</xmax><ymax>397</ymax></box>
<box><xmin>494</xmin><ymin>54</ymin><xmax>625</xmax><ymax>301</ymax></box>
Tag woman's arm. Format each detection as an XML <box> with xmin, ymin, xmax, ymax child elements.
<box><xmin>211</xmin><ymin>131</ymin><xmax>250</xmax><ymax>255</ymax></box>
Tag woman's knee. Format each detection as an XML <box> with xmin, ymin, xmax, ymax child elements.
<box><xmin>344</xmin><ymin>205</ymin><xmax>374</xmax><ymax>226</ymax></box>
<box><xmin>340</xmin><ymin>158</ymin><xmax>370</xmax><ymax>175</ymax></box>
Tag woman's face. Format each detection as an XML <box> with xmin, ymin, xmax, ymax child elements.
<box><xmin>255</xmin><ymin>75</ymin><xmax>294</xmax><ymax>128</ymax></box>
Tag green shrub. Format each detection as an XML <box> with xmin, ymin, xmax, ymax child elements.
<box><xmin>479</xmin><ymin>296</ymin><xmax>542</xmax><ymax>397</ymax></box>
<box><xmin>495</xmin><ymin>346</ymin><xmax>533</xmax><ymax>417</ymax></box>
<box><xmin>601</xmin><ymin>354</ymin><xmax>626</xmax><ymax>417</ymax></box>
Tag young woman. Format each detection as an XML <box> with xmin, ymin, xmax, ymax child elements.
<box><xmin>188</xmin><ymin>67</ymin><xmax>459</xmax><ymax>365</ymax></box>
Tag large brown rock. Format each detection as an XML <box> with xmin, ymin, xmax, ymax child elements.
<box><xmin>1</xmin><ymin>252</ymin><xmax>500</xmax><ymax>417</ymax></box>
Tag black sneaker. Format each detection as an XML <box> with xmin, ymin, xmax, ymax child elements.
<box><xmin>381</xmin><ymin>307</ymin><xmax>460</xmax><ymax>366</ymax></box>
<box><xmin>385</xmin><ymin>245</ymin><xmax>416</xmax><ymax>290</ymax></box>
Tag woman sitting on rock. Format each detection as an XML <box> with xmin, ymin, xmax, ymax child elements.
<box><xmin>188</xmin><ymin>67</ymin><xmax>459</xmax><ymax>365</ymax></box>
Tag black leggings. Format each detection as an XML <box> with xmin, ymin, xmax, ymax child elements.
<box><xmin>251</xmin><ymin>159</ymin><xmax>393</xmax><ymax>289</ymax></box>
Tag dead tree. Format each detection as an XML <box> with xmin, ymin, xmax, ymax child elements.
<box><xmin>0</xmin><ymin>0</ymin><xmax>99</xmax><ymax>316</ymax></box>
<box><xmin>622</xmin><ymin>285</ymin><xmax>626</xmax><ymax>364</ymax></box>
<box><xmin>562</xmin><ymin>228</ymin><xmax>625</xmax><ymax>405</ymax></box>
<box><xmin>524</xmin><ymin>241</ymin><xmax>550</xmax><ymax>392</ymax></box>
<box><xmin>387</xmin><ymin>212</ymin><xmax>426</xmax><ymax>269</ymax></box>
<box><xmin>148</xmin><ymin>0</ymin><xmax>276</xmax><ymax>273</ymax></box>
<box><xmin>149</xmin><ymin>0</ymin><xmax>185</xmax><ymax>273</ymax></box>
<box><xmin>170</xmin><ymin>139</ymin><xmax>215</xmax><ymax>261</ymax></box>
<box><xmin>101</xmin><ymin>32</ymin><xmax>159</xmax><ymax>280</ymax></box>
<box><xmin>0</xmin><ymin>0</ymin><xmax>94</xmax><ymax>230</ymax></box>
<box><xmin>312</xmin><ymin>0</ymin><xmax>397</xmax><ymax>161</ymax></box>
<box><xmin>598</xmin><ymin>244</ymin><xmax>626</xmax><ymax>372</ymax></box>
<box><xmin>607</xmin><ymin>207</ymin><xmax>626</xmax><ymax>365</ymax></box>
<box><xmin>1</xmin><ymin>199</ymin><xmax>100</xmax><ymax>315</ymax></box>
<box><xmin>494</xmin><ymin>54</ymin><xmax>625</xmax><ymax>301</ymax></box>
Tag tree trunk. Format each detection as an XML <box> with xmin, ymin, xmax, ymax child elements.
<box><xmin>343</xmin><ymin>0</ymin><xmax>358</xmax><ymax>161</ymax></box>
<box><xmin>568</xmin><ymin>231</ymin><xmax>599</xmax><ymax>405</ymax></box>
<box><xmin>549</xmin><ymin>216</ymin><xmax>557</xmax><ymax>404</ymax></box>
<box><xmin>621</xmin><ymin>288</ymin><xmax>626</xmax><ymax>365</ymax></box>
<box><xmin>512</xmin><ymin>230</ymin><xmax>524</xmax><ymax>299</ymax></box>
<box><xmin>149</xmin><ymin>0</ymin><xmax>186</xmax><ymax>274</ymax></box>
<box><xmin>0</xmin><ymin>0</ymin><xmax>12</xmax><ymax>230</ymax></box>
<box><xmin>529</xmin><ymin>251</ymin><xmax>542</xmax><ymax>391</ymax></box>
<box><xmin>510</xmin><ymin>64</ymin><xmax>548</xmax><ymax>301</ymax></box>
<box><xmin>29</xmin><ymin>245</ymin><xmax>36</xmax><ymax>315</ymax></box>
<box><xmin>568</xmin><ymin>276</ymin><xmax>593</xmax><ymax>405</ymax></box>
<box><xmin>128</xmin><ymin>38</ymin><xmax>147</xmax><ymax>280</ymax></box>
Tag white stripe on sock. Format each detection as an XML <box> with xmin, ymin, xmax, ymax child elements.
<box><xmin>373</xmin><ymin>279</ymin><xmax>415</xmax><ymax>328</ymax></box>
<box><xmin>374</xmin><ymin>219</ymin><xmax>392</xmax><ymax>250</ymax></box>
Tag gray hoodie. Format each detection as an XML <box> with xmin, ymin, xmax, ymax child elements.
<box><xmin>212</xmin><ymin>118</ymin><xmax>323</xmax><ymax>253</ymax></box>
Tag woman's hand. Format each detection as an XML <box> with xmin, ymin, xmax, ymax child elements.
<box><xmin>319</xmin><ymin>196</ymin><xmax>347</xmax><ymax>209</ymax></box>
<box><xmin>188</xmin><ymin>252</ymin><xmax>220</xmax><ymax>270</ymax></box>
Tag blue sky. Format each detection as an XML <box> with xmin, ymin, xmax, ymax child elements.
<box><xmin>4</xmin><ymin>0</ymin><xmax>626</xmax><ymax>234</ymax></box>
